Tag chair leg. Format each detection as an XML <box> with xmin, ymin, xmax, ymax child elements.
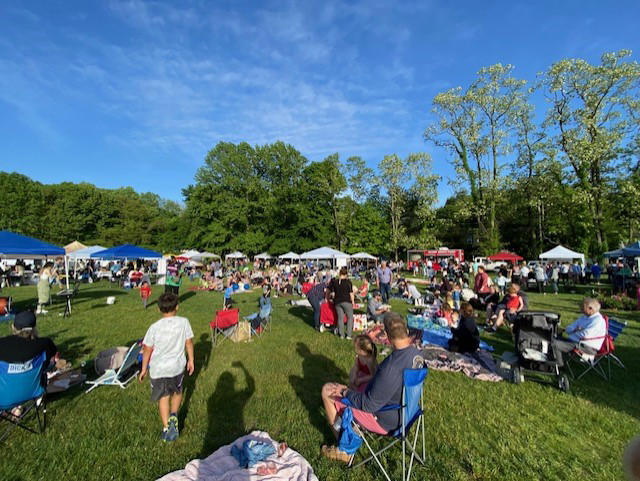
<box><xmin>356</xmin><ymin>433</ymin><xmax>394</xmax><ymax>481</ymax></box>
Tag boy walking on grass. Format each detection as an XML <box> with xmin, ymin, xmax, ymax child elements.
<box><xmin>139</xmin><ymin>292</ymin><xmax>194</xmax><ymax>442</ymax></box>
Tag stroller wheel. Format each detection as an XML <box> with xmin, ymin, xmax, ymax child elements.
<box><xmin>558</xmin><ymin>374</ymin><xmax>570</xmax><ymax>393</ymax></box>
<box><xmin>511</xmin><ymin>366</ymin><xmax>522</xmax><ymax>385</ymax></box>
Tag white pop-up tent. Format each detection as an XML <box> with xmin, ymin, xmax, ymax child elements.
<box><xmin>181</xmin><ymin>250</ymin><xmax>202</xmax><ymax>259</ymax></box>
<box><xmin>225</xmin><ymin>251</ymin><xmax>247</xmax><ymax>261</ymax></box>
<box><xmin>350</xmin><ymin>252</ymin><xmax>377</xmax><ymax>260</ymax></box>
<box><xmin>278</xmin><ymin>252</ymin><xmax>300</xmax><ymax>260</ymax></box>
<box><xmin>254</xmin><ymin>252</ymin><xmax>272</xmax><ymax>260</ymax></box>
<box><xmin>300</xmin><ymin>246</ymin><xmax>350</xmax><ymax>267</ymax></box>
<box><xmin>67</xmin><ymin>245</ymin><xmax>107</xmax><ymax>260</ymax></box>
<box><xmin>196</xmin><ymin>252</ymin><xmax>220</xmax><ymax>260</ymax></box>
<box><xmin>539</xmin><ymin>245</ymin><xmax>585</xmax><ymax>263</ymax></box>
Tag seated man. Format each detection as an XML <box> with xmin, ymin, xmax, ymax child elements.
<box><xmin>405</xmin><ymin>281</ymin><xmax>422</xmax><ymax>304</ymax></box>
<box><xmin>0</xmin><ymin>311</ymin><xmax>58</xmax><ymax>415</ymax></box>
<box><xmin>367</xmin><ymin>290</ymin><xmax>389</xmax><ymax>323</ymax></box>
<box><xmin>320</xmin><ymin>312</ymin><xmax>423</xmax><ymax>462</ymax></box>
<box><xmin>556</xmin><ymin>297</ymin><xmax>607</xmax><ymax>354</ymax></box>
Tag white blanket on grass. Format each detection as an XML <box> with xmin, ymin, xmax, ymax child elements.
<box><xmin>156</xmin><ymin>431</ymin><xmax>318</xmax><ymax>481</ymax></box>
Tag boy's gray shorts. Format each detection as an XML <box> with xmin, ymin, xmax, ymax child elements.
<box><xmin>150</xmin><ymin>372</ymin><xmax>184</xmax><ymax>402</ymax></box>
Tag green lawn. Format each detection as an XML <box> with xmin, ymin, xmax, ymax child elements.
<box><xmin>1</xmin><ymin>281</ymin><xmax>638</xmax><ymax>481</ymax></box>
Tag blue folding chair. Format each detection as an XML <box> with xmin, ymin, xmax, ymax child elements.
<box><xmin>569</xmin><ymin>316</ymin><xmax>627</xmax><ymax>381</ymax></box>
<box><xmin>349</xmin><ymin>367</ymin><xmax>428</xmax><ymax>481</ymax></box>
<box><xmin>0</xmin><ymin>351</ymin><xmax>47</xmax><ymax>442</ymax></box>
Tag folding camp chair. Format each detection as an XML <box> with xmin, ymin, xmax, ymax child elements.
<box><xmin>0</xmin><ymin>351</ymin><xmax>47</xmax><ymax>442</ymax></box>
<box><xmin>568</xmin><ymin>316</ymin><xmax>627</xmax><ymax>381</ymax></box>
<box><xmin>245</xmin><ymin>300</ymin><xmax>273</xmax><ymax>337</ymax></box>
<box><xmin>349</xmin><ymin>367</ymin><xmax>428</xmax><ymax>481</ymax></box>
<box><xmin>210</xmin><ymin>308</ymin><xmax>239</xmax><ymax>347</ymax></box>
<box><xmin>85</xmin><ymin>342</ymin><xmax>141</xmax><ymax>393</ymax></box>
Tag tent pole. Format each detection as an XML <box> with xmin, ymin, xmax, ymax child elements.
<box><xmin>64</xmin><ymin>255</ymin><xmax>70</xmax><ymax>290</ymax></box>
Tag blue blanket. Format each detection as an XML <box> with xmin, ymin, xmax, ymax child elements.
<box><xmin>408</xmin><ymin>315</ymin><xmax>494</xmax><ymax>352</ymax></box>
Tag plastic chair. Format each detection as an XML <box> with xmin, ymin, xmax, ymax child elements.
<box><xmin>85</xmin><ymin>342</ymin><xmax>141</xmax><ymax>393</ymax></box>
<box><xmin>210</xmin><ymin>308</ymin><xmax>239</xmax><ymax>347</ymax></box>
<box><xmin>349</xmin><ymin>368</ymin><xmax>428</xmax><ymax>481</ymax></box>
<box><xmin>0</xmin><ymin>351</ymin><xmax>47</xmax><ymax>442</ymax></box>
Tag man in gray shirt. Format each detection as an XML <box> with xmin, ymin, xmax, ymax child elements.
<box><xmin>367</xmin><ymin>290</ymin><xmax>388</xmax><ymax>323</ymax></box>
<box><xmin>376</xmin><ymin>261</ymin><xmax>393</xmax><ymax>303</ymax></box>
<box><xmin>320</xmin><ymin>312</ymin><xmax>423</xmax><ymax>462</ymax></box>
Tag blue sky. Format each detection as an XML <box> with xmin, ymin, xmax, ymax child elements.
<box><xmin>1</xmin><ymin>1</ymin><xmax>638</xmax><ymax>203</ymax></box>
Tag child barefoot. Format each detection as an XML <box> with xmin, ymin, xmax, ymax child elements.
<box><xmin>348</xmin><ymin>335</ymin><xmax>377</xmax><ymax>393</ymax></box>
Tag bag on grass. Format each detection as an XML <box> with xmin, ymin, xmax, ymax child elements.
<box><xmin>231</xmin><ymin>320</ymin><xmax>251</xmax><ymax>343</ymax></box>
<box><xmin>94</xmin><ymin>347</ymin><xmax>129</xmax><ymax>375</ymax></box>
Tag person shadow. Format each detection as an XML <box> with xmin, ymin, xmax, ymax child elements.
<box><xmin>179</xmin><ymin>333</ymin><xmax>211</xmax><ymax>429</ymax></box>
<box><xmin>288</xmin><ymin>342</ymin><xmax>347</xmax><ymax>445</ymax></box>
<box><xmin>200</xmin><ymin>361</ymin><xmax>255</xmax><ymax>457</ymax></box>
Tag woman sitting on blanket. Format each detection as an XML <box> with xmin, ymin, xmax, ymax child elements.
<box><xmin>448</xmin><ymin>302</ymin><xmax>480</xmax><ymax>354</ymax></box>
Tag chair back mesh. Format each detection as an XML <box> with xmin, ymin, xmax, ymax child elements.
<box><xmin>0</xmin><ymin>351</ymin><xmax>46</xmax><ymax>410</ymax></box>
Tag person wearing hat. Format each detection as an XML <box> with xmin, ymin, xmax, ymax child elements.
<box><xmin>367</xmin><ymin>290</ymin><xmax>389</xmax><ymax>323</ymax></box>
<box><xmin>0</xmin><ymin>311</ymin><xmax>58</xmax><ymax>365</ymax></box>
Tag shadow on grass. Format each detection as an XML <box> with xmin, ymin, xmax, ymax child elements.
<box><xmin>288</xmin><ymin>306</ymin><xmax>314</xmax><ymax>328</ymax></box>
<box><xmin>179</xmin><ymin>291</ymin><xmax>196</xmax><ymax>304</ymax></box>
<box><xmin>179</xmin><ymin>333</ymin><xmax>211</xmax><ymax>430</ymax></box>
<box><xmin>288</xmin><ymin>342</ymin><xmax>347</xmax><ymax>445</ymax></box>
<box><xmin>200</xmin><ymin>361</ymin><xmax>255</xmax><ymax>457</ymax></box>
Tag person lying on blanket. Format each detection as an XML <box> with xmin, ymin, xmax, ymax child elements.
<box><xmin>320</xmin><ymin>312</ymin><xmax>423</xmax><ymax>463</ymax></box>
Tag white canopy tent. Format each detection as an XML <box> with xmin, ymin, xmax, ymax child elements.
<box><xmin>67</xmin><ymin>246</ymin><xmax>107</xmax><ymax>260</ymax></box>
<box><xmin>180</xmin><ymin>249</ymin><xmax>202</xmax><ymax>259</ymax></box>
<box><xmin>196</xmin><ymin>252</ymin><xmax>220</xmax><ymax>260</ymax></box>
<box><xmin>278</xmin><ymin>252</ymin><xmax>300</xmax><ymax>260</ymax></box>
<box><xmin>300</xmin><ymin>246</ymin><xmax>350</xmax><ymax>267</ymax></box>
<box><xmin>539</xmin><ymin>245</ymin><xmax>585</xmax><ymax>263</ymax></box>
<box><xmin>350</xmin><ymin>252</ymin><xmax>377</xmax><ymax>260</ymax></box>
<box><xmin>225</xmin><ymin>251</ymin><xmax>247</xmax><ymax>261</ymax></box>
<box><xmin>254</xmin><ymin>252</ymin><xmax>272</xmax><ymax>260</ymax></box>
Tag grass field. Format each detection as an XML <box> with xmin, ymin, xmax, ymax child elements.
<box><xmin>1</xmin><ymin>280</ymin><xmax>639</xmax><ymax>481</ymax></box>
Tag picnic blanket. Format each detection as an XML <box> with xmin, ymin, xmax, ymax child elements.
<box><xmin>419</xmin><ymin>344</ymin><xmax>503</xmax><ymax>382</ymax></box>
<box><xmin>407</xmin><ymin>315</ymin><xmax>494</xmax><ymax>352</ymax></box>
<box><xmin>157</xmin><ymin>431</ymin><xmax>318</xmax><ymax>481</ymax></box>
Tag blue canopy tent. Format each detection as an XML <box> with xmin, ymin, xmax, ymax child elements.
<box><xmin>0</xmin><ymin>231</ymin><xmax>65</xmax><ymax>259</ymax></box>
<box><xmin>622</xmin><ymin>241</ymin><xmax>640</xmax><ymax>257</ymax></box>
<box><xmin>91</xmin><ymin>244</ymin><xmax>162</xmax><ymax>260</ymax></box>
<box><xmin>0</xmin><ymin>230</ymin><xmax>69</xmax><ymax>292</ymax></box>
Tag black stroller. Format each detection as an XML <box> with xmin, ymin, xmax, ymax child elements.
<box><xmin>511</xmin><ymin>311</ymin><xmax>570</xmax><ymax>392</ymax></box>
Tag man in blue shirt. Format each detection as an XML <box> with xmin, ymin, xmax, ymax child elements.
<box><xmin>376</xmin><ymin>261</ymin><xmax>393</xmax><ymax>303</ymax></box>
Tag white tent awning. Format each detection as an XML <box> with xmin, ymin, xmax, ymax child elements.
<box><xmin>299</xmin><ymin>246</ymin><xmax>350</xmax><ymax>260</ymax></box>
<box><xmin>539</xmin><ymin>245</ymin><xmax>585</xmax><ymax>263</ymax></box>
<box><xmin>350</xmin><ymin>252</ymin><xmax>377</xmax><ymax>260</ymax></box>
<box><xmin>254</xmin><ymin>252</ymin><xmax>272</xmax><ymax>260</ymax></box>
<box><xmin>225</xmin><ymin>251</ymin><xmax>247</xmax><ymax>260</ymax></box>
<box><xmin>67</xmin><ymin>246</ymin><xmax>108</xmax><ymax>260</ymax></box>
<box><xmin>278</xmin><ymin>251</ymin><xmax>300</xmax><ymax>260</ymax></box>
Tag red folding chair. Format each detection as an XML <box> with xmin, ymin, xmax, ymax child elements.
<box><xmin>210</xmin><ymin>308</ymin><xmax>239</xmax><ymax>347</ymax></box>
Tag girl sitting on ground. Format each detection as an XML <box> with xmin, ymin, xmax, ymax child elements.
<box><xmin>448</xmin><ymin>302</ymin><xmax>480</xmax><ymax>354</ymax></box>
<box><xmin>348</xmin><ymin>335</ymin><xmax>378</xmax><ymax>393</ymax></box>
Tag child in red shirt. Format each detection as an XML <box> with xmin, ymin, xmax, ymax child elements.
<box><xmin>140</xmin><ymin>281</ymin><xmax>152</xmax><ymax>309</ymax></box>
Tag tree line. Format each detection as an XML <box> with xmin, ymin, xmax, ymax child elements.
<box><xmin>1</xmin><ymin>50</ymin><xmax>639</xmax><ymax>260</ymax></box>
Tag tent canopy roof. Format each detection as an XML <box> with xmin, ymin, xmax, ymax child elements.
<box><xmin>254</xmin><ymin>252</ymin><xmax>272</xmax><ymax>260</ymax></box>
<box><xmin>488</xmin><ymin>251</ymin><xmax>523</xmax><ymax>262</ymax></box>
<box><xmin>300</xmin><ymin>246</ymin><xmax>350</xmax><ymax>260</ymax></box>
<box><xmin>180</xmin><ymin>250</ymin><xmax>202</xmax><ymax>259</ymax></box>
<box><xmin>91</xmin><ymin>244</ymin><xmax>162</xmax><ymax>260</ymax></box>
<box><xmin>64</xmin><ymin>240</ymin><xmax>87</xmax><ymax>253</ymax></box>
<box><xmin>197</xmin><ymin>252</ymin><xmax>220</xmax><ymax>259</ymax></box>
<box><xmin>350</xmin><ymin>252</ymin><xmax>377</xmax><ymax>260</ymax></box>
<box><xmin>225</xmin><ymin>251</ymin><xmax>246</xmax><ymax>259</ymax></box>
<box><xmin>0</xmin><ymin>230</ymin><xmax>65</xmax><ymax>259</ymax></box>
<box><xmin>539</xmin><ymin>245</ymin><xmax>585</xmax><ymax>262</ymax></box>
<box><xmin>622</xmin><ymin>241</ymin><xmax>640</xmax><ymax>257</ymax></box>
<box><xmin>278</xmin><ymin>251</ymin><xmax>300</xmax><ymax>260</ymax></box>
<box><xmin>67</xmin><ymin>245</ymin><xmax>107</xmax><ymax>259</ymax></box>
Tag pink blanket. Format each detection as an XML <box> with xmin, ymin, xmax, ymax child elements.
<box><xmin>156</xmin><ymin>431</ymin><xmax>318</xmax><ymax>481</ymax></box>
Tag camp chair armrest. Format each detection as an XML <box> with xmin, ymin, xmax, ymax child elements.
<box><xmin>379</xmin><ymin>403</ymin><xmax>402</xmax><ymax>412</ymax></box>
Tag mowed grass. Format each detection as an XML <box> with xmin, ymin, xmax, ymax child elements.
<box><xmin>1</xmin><ymin>280</ymin><xmax>639</xmax><ymax>481</ymax></box>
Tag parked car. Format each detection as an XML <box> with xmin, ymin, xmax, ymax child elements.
<box><xmin>474</xmin><ymin>257</ymin><xmax>506</xmax><ymax>272</ymax></box>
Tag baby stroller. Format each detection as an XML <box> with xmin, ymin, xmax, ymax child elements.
<box><xmin>510</xmin><ymin>311</ymin><xmax>570</xmax><ymax>392</ymax></box>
